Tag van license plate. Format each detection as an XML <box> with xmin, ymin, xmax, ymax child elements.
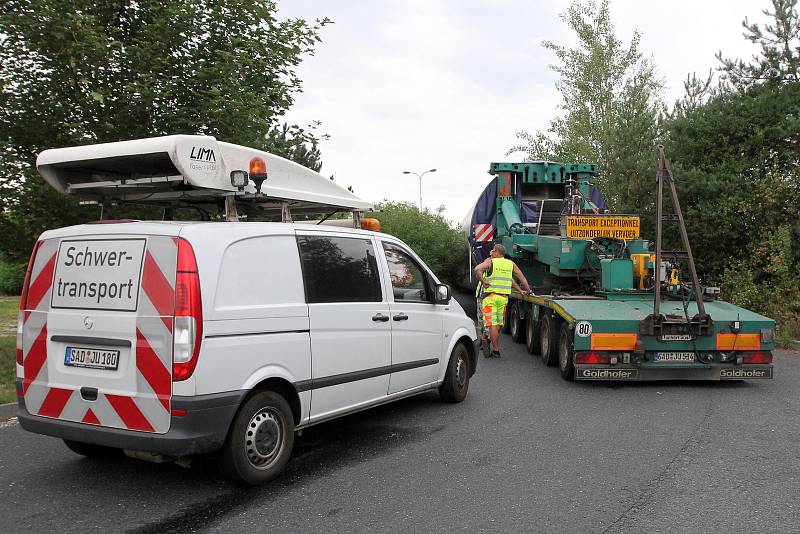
<box><xmin>64</xmin><ymin>346</ymin><xmax>120</xmax><ymax>370</ymax></box>
<box><xmin>653</xmin><ymin>352</ymin><xmax>695</xmax><ymax>363</ymax></box>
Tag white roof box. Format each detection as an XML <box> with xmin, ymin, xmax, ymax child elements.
<box><xmin>36</xmin><ymin>134</ymin><xmax>372</xmax><ymax>212</ymax></box>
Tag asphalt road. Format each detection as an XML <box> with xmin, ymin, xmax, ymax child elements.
<box><xmin>1</xmin><ymin>330</ymin><xmax>798</xmax><ymax>532</ymax></box>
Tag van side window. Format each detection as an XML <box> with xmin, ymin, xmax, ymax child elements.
<box><xmin>297</xmin><ymin>236</ymin><xmax>383</xmax><ymax>303</ymax></box>
<box><xmin>381</xmin><ymin>243</ymin><xmax>431</xmax><ymax>302</ymax></box>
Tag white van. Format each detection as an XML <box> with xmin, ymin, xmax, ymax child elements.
<box><xmin>16</xmin><ymin>221</ymin><xmax>477</xmax><ymax>484</ymax></box>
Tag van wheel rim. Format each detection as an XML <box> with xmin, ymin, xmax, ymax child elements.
<box><xmin>246</xmin><ymin>408</ymin><xmax>282</xmax><ymax>468</ymax></box>
<box><xmin>455</xmin><ymin>354</ymin><xmax>467</xmax><ymax>389</ymax></box>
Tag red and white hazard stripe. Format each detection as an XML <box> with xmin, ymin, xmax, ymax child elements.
<box><xmin>20</xmin><ymin>236</ymin><xmax>178</xmax><ymax>434</ymax></box>
<box><xmin>473</xmin><ymin>224</ymin><xmax>494</xmax><ymax>243</ymax></box>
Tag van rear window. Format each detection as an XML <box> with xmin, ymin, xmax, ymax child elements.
<box><xmin>297</xmin><ymin>236</ymin><xmax>383</xmax><ymax>303</ymax></box>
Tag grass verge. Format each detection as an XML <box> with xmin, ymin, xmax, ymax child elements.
<box><xmin>0</xmin><ymin>297</ymin><xmax>19</xmax><ymax>404</ymax></box>
<box><xmin>0</xmin><ymin>336</ymin><xmax>16</xmax><ymax>404</ymax></box>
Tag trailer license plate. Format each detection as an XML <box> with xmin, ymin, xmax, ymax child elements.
<box><xmin>65</xmin><ymin>346</ymin><xmax>120</xmax><ymax>370</ymax></box>
<box><xmin>653</xmin><ymin>352</ymin><xmax>695</xmax><ymax>363</ymax></box>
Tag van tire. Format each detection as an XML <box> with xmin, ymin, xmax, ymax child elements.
<box><xmin>63</xmin><ymin>439</ymin><xmax>121</xmax><ymax>458</ymax></box>
<box><xmin>219</xmin><ymin>391</ymin><xmax>295</xmax><ymax>485</ymax></box>
<box><xmin>439</xmin><ymin>343</ymin><xmax>470</xmax><ymax>403</ymax></box>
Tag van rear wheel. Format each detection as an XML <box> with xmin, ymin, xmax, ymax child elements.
<box><xmin>63</xmin><ymin>439</ymin><xmax>121</xmax><ymax>458</ymax></box>
<box><xmin>439</xmin><ymin>343</ymin><xmax>470</xmax><ymax>403</ymax></box>
<box><xmin>219</xmin><ymin>391</ymin><xmax>295</xmax><ymax>485</ymax></box>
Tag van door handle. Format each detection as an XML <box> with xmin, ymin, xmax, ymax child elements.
<box><xmin>393</xmin><ymin>313</ymin><xmax>409</xmax><ymax>321</ymax></box>
<box><xmin>372</xmin><ymin>313</ymin><xmax>390</xmax><ymax>322</ymax></box>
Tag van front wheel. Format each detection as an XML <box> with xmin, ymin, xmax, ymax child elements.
<box><xmin>439</xmin><ymin>343</ymin><xmax>470</xmax><ymax>403</ymax></box>
<box><xmin>219</xmin><ymin>391</ymin><xmax>295</xmax><ymax>485</ymax></box>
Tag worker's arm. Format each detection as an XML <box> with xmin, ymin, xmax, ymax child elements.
<box><xmin>512</xmin><ymin>263</ymin><xmax>531</xmax><ymax>292</ymax></box>
<box><xmin>473</xmin><ymin>258</ymin><xmax>492</xmax><ymax>288</ymax></box>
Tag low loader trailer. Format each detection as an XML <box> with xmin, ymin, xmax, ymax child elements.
<box><xmin>466</xmin><ymin>147</ymin><xmax>775</xmax><ymax>381</ymax></box>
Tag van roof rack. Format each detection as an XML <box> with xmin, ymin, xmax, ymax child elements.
<box><xmin>37</xmin><ymin>135</ymin><xmax>372</xmax><ymax>221</ymax></box>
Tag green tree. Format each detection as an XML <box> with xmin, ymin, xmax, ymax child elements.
<box><xmin>264</xmin><ymin>122</ymin><xmax>327</xmax><ymax>172</ymax></box>
<box><xmin>717</xmin><ymin>0</ymin><xmax>800</xmax><ymax>88</ymax></box>
<box><xmin>509</xmin><ymin>0</ymin><xmax>664</xmax><ymax>221</ymax></box>
<box><xmin>368</xmin><ymin>202</ymin><xmax>468</xmax><ymax>287</ymax></box>
<box><xmin>0</xmin><ymin>0</ymin><xmax>329</xmax><ymax>262</ymax></box>
<box><xmin>664</xmin><ymin>0</ymin><xmax>800</xmax><ymax>338</ymax></box>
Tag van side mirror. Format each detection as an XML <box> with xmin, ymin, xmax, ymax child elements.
<box><xmin>434</xmin><ymin>283</ymin><xmax>451</xmax><ymax>305</ymax></box>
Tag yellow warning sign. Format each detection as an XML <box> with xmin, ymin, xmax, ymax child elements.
<box><xmin>565</xmin><ymin>216</ymin><xmax>640</xmax><ymax>239</ymax></box>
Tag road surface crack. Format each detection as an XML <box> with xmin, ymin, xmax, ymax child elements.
<box><xmin>601</xmin><ymin>391</ymin><xmax>715</xmax><ymax>533</ymax></box>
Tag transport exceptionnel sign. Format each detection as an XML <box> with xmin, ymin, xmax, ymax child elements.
<box><xmin>565</xmin><ymin>216</ymin><xmax>641</xmax><ymax>240</ymax></box>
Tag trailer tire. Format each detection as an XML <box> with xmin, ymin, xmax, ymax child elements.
<box><xmin>509</xmin><ymin>305</ymin><xmax>524</xmax><ymax>343</ymax></box>
<box><xmin>539</xmin><ymin>312</ymin><xmax>560</xmax><ymax>367</ymax></box>
<box><xmin>558</xmin><ymin>323</ymin><xmax>575</xmax><ymax>381</ymax></box>
<box><xmin>525</xmin><ymin>315</ymin><xmax>539</xmax><ymax>355</ymax></box>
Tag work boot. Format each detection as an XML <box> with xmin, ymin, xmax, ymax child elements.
<box><xmin>493</xmin><ymin>350</ymin><xmax>501</xmax><ymax>358</ymax></box>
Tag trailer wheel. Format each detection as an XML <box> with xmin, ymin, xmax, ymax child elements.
<box><xmin>539</xmin><ymin>312</ymin><xmax>560</xmax><ymax>367</ymax></box>
<box><xmin>525</xmin><ymin>315</ymin><xmax>539</xmax><ymax>355</ymax></box>
<box><xmin>509</xmin><ymin>305</ymin><xmax>524</xmax><ymax>343</ymax></box>
<box><xmin>558</xmin><ymin>323</ymin><xmax>576</xmax><ymax>381</ymax></box>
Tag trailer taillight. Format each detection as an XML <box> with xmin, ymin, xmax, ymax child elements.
<box><xmin>575</xmin><ymin>351</ymin><xmax>610</xmax><ymax>364</ymax></box>
<box><xmin>741</xmin><ymin>351</ymin><xmax>772</xmax><ymax>364</ymax></box>
<box><xmin>173</xmin><ymin>238</ymin><xmax>203</xmax><ymax>382</ymax></box>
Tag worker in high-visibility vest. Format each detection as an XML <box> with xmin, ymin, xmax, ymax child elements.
<box><xmin>473</xmin><ymin>244</ymin><xmax>531</xmax><ymax>357</ymax></box>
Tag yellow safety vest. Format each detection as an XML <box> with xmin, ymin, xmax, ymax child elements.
<box><xmin>486</xmin><ymin>257</ymin><xmax>514</xmax><ymax>295</ymax></box>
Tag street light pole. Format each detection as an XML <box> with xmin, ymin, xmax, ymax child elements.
<box><xmin>402</xmin><ymin>168</ymin><xmax>437</xmax><ymax>210</ymax></box>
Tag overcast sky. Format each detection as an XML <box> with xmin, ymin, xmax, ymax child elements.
<box><xmin>278</xmin><ymin>0</ymin><xmax>768</xmax><ymax>224</ymax></box>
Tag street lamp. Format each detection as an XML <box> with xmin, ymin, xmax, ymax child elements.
<box><xmin>402</xmin><ymin>168</ymin><xmax>437</xmax><ymax>210</ymax></box>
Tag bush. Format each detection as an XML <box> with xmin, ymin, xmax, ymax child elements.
<box><xmin>368</xmin><ymin>202</ymin><xmax>468</xmax><ymax>287</ymax></box>
<box><xmin>0</xmin><ymin>260</ymin><xmax>25</xmax><ymax>295</ymax></box>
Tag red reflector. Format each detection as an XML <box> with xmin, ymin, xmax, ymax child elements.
<box><xmin>575</xmin><ymin>351</ymin><xmax>611</xmax><ymax>364</ymax></box>
<box><xmin>171</xmin><ymin>409</ymin><xmax>188</xmax><ymax>417</ymax></box>
<box><xmin>741</xmin><ymin>351</ymin><xmax>772</xmax><ymax>364</ymax></box>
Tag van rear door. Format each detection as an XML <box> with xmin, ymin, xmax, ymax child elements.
<box><xmin>20</xmin><ymin>232</ymin><xmax>178</xmax><ymax>434</ymax></box>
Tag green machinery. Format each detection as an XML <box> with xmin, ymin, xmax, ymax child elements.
<box><xmin>471</xmin><ymin>147</ymin><xmax>775</xmax><ymax>381</ymax></box>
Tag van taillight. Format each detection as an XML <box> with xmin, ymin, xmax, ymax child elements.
<box><xmin>574</xmin><ymin>351</ymin><xmax>611</xmax><ymax>364</ymax></box>
<box><xmin>741</xmin><ymin>351</ymin><xmax>772</xmax><ymax>364</ymax></box>
<box><xmin>172</xmin><ymin>238</ymin><xmax>202</xmax><ymax>381</ymax></box>
<box><xmin>17</xmin><ymin>241</ymin><xmax>41</xmax><ymax>365</ymax></box>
